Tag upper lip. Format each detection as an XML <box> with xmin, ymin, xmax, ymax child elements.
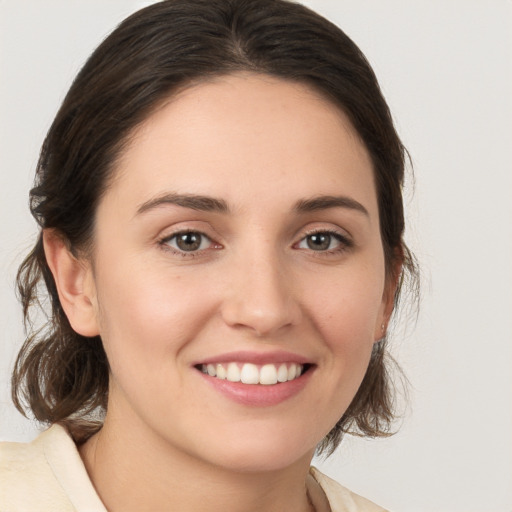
<box><xmin>192</xmin><ymin>350</ymin><xmax>312</xmax><ymax>366</ymax></box>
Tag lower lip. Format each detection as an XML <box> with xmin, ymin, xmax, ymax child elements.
<box><xmin>197</xmin><ymin>368</ymin><xmax>313</xmax><ymax>407</ymax></box>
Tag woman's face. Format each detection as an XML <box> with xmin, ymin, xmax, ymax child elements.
<box><xmin>84</xmin><ymin>73</ymin><xmax>394</xmax><ymax>472</ymax></box>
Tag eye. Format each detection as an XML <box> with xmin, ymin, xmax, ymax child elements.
<box><xmin>296</xmin><ymin>231</ymin><xmax>350</xmax><ymax>252</ymax></box>
<box><xmin>161</xmin><ymin>231</ymin><xmax>214</xmax><ymax>253</ymax></box>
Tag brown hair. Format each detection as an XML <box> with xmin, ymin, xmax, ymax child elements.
<box><xmin>12</xmin><ymin>0</ymin><xmax>418</xmax><ymax>452</ymax></box>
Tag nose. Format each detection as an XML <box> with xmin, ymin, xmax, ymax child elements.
<box><xmin>220</xmin><ymin>248</ymin><xmax>302</xmax><ymax>337</ymax></box>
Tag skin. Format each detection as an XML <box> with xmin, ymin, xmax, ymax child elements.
<box><xmin>45</xmin><ymin>73</ymin><xmax>396</xmax><ymax>512</ymax></box>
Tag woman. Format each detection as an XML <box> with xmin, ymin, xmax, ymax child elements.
<box><xmin>1</xmin><ymin>0</ymin><xmax>417</xmax><ymax>511</ymax></box>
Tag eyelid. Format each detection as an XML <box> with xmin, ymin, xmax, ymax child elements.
<box><xmin>158</xmin><ymin>228</ymin><xmax>223</xmax><ymax>256</ymax></box>
<box><xmin>298</xmin><ymin>224</ymin><xmax>353</xmax><ymax>242</ymax></box>
<box><xmin>293</xmin><ymin>226</ymin><xmax>354</xmax><ymax>253</ymax></box>
<box><xmin>155</xmin><ymin>219</ymin><xmax>222</xmax><ymax>245</ymax></box>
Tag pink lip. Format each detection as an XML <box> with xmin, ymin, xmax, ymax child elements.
<box><xmin>193</xmin><ymin>350</ymin><xmax>311</xmax><ymax>366</ymax></box>
<box><xmin>193</xmin><ymin>352</ymin><xmax>314</xmax><ymax>407</ymax></box>
<box><xmin>199</xmin><ymin>372</ymin><xmax>312</xmax><ymax>406</ymax></box>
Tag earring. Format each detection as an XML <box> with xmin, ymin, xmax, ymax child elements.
<box><xmin>374</xmin><ymin>323</ymin><xmax>386</xmax><ymax>345</ymax></box>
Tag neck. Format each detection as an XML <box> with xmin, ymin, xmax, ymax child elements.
<box><xmin>79</xmin><ymin>411</ymin><xmax>316</xmax><ymax>512</ymax></box>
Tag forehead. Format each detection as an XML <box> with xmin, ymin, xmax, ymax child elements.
<box><xmin>105</xmin><ymin>72</ymin><xmax>377</xmax><ymax>218</ymax></box>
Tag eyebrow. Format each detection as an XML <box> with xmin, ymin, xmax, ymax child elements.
<box><xmin>136</xmin><ymin>192</ymin><xmax>368</xmax><ymax>217</ymax></box>
<box><xmin>136</xmin><ymin>193</ymin><xmax>230</xmax><ymax>215</ymax></box>
<box><xmin>294</xmin><ymin>195</ymin><xmax>369</xmax><ymax>216</ymax></box>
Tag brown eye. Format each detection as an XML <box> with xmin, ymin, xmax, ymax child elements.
<box><xmin>306</xmin><ymin>233</ymin><xmax>332</xmax><ymax>251</ymax></box>
<box><xmin>164</xmin><ymin>231</ymin><xmax>211</xmax><ymax>252</ymax></box>
<box><xmin>296</xmin><ymin>231</ymin><xmax>350</xmax><ymax>253</ymax></box>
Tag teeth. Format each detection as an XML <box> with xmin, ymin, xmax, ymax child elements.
<box><xmin>240</xmin><ymin>363</ymin><xmax>259</xmax><ymax>384</ymax></box>
<box><xmin>226</xmin><ymin>362</ymin><xmax>241</xmax><ymax>382</ymax></box>
<box><xmin>277</xmin><ymin>363</ymin><xmax>288</xmax><ymax>383</ymax></box>
<box><xmin>200</xmin><ymin>362</ymin><xmax>305</xmax><ymax>385</ymax></box>
<box><xmin>260</xmin><ymin>364</ymin><xmax>278</xmax><ymax>385</ymax></box>
<box><xmin>216</xmin><ymin>364</ymin><xmax>227</xmax><ymax>380</ymax></box>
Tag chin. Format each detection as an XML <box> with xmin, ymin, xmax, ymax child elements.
<box><xmin>189</xmin><ymin>426</ymin><xmax>318</xmax><ymax>474</ymax></box>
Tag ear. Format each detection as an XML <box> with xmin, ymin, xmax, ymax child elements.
<box><xmin>43</xmin><ymin>229</ymin><xmax>100</xmax><ymax>337</ymax></box>
<box><xmin>374</xmin><ymin>260</ymin><xmax>403</xmax><ymax>342</ymax></box>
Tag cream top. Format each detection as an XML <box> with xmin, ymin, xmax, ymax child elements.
<box><xmin>0</xmin><ymin>425</ymin><xmax>388</xmax><ymax>512</ymax></box>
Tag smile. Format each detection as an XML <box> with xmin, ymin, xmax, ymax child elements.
<box><xmin>199</xmin><ymin>362</ymin><xmax>306</xmax><ymax>385</ymax></box>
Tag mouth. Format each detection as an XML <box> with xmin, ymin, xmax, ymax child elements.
<box><xmin>193</xmin><ymin>352</ymin><xmax>315</xmax><ymax>406</ymax></box>
<box><xmin>195</xmin><ymin>362</ymin><xmax>312</xmax><ymax>385</ymax></box>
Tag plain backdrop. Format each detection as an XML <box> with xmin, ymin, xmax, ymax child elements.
<box><xmin>1</xmin><ymin>1</ymin><xmax>511</xmax><ymax>511</ymax></box>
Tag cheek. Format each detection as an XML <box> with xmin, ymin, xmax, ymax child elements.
<box><xmin>300</xmin><ymin>262</ymin><xmax>385</xmax><ymax>399</ymax></box>
<box><xmin>92</xmin><ymin>270</ymin><xmax>219</xmax><ymax>427</ymax></box>
<box><xmin>94</xmin><ymin>268</ymin><xmax>218</xmax><ymax>374</ymax></box>
<box><xmin>304</xmin><ymin>267</ymin><xmax>385</xmax><ymax>345</ymax></box>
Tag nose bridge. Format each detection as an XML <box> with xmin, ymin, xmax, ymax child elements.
<box><xmin>221</xmin><ymin>237</ymin><xmax>300</xmax><ymax>336</ymax></box>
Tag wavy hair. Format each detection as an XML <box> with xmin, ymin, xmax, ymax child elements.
<box><xmin>12</xmin><ymin>0</ymin><xmax>418</xmax><ymax>451</ymax></box>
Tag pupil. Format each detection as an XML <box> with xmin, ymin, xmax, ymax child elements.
<box><xmin>307</xmin><ymin>233</ymin><xmax>330</xmax><ymax>251</ymax></box>
<box><xmin>177</xmin><ymin>232</ymin><xmax>201</xmax><ymax>251</ymax></box>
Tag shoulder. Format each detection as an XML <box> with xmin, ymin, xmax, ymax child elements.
<box><xmin>310</xmin><ymin>467</ymin><xmax>389</xmax><ymax>512</ymax></box>
<box><xmin>0</xmin><ymin>425</ymin><xmax>106</xmax><ymax>512</ymax></box>
<box><xmin>0</xmin><ymin>425</ymin><xmax>75</xmax><ymax>511</ymax></box>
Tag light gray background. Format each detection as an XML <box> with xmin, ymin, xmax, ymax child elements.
<box><xmin>1</xmin><ymin>1</ymin><xmax>511</xmax><ymax>511</ymax></box>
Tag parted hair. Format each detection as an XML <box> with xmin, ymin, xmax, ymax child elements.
<box><xmin>12</xmin><ymin>0</ymin><xmax>417</xmax><ymax>453</ymax></box>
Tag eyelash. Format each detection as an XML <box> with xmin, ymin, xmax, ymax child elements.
<box><xmin>158</xmin><ymin>230</ymin><xmax>220</xmax><ymax>257</ymax></box>
<box><xmin>295</xmin><ymin>229</ymin><xmax>353</xmax><ymax>256</ymax></box>
<box><xmin>158</xmin><ymin>228</ymin><xmax>353</xmax><ymax>258</ymax></box>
